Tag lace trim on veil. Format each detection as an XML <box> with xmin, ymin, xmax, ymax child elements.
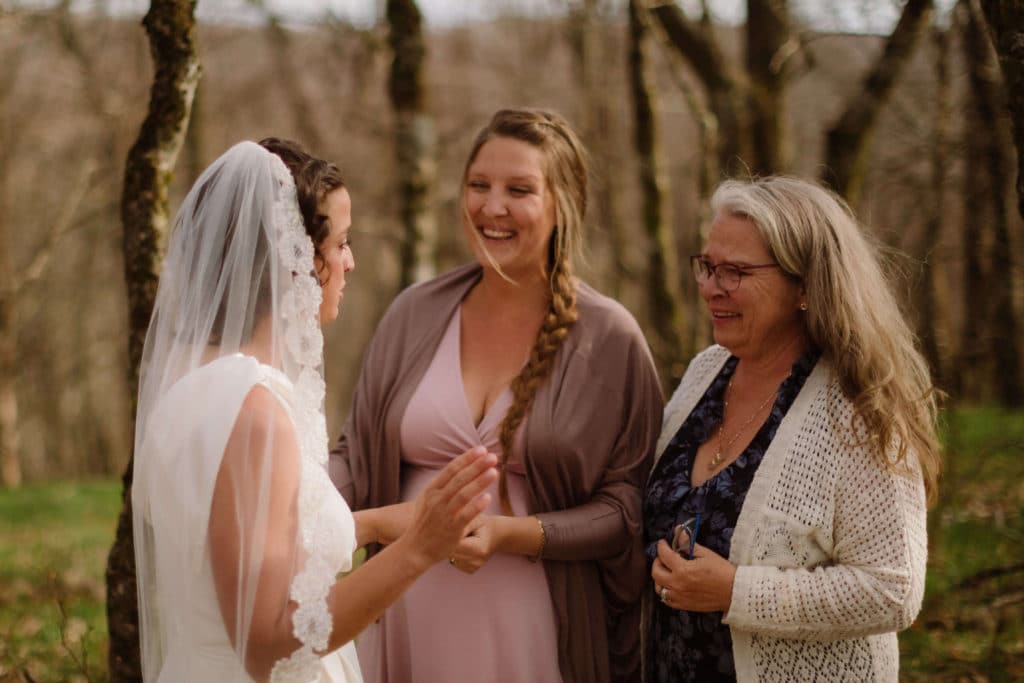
<box><xmin>266</xmin><ymin>156</ymin><xmax>339</xmax><ymax>682</ymax></box>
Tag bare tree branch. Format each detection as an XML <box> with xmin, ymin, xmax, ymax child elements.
<box><xmin>248</xmin><ymin>0</ymin><xmax>324</xmax><ymax>148</ymax></box>
<box><xmin>824</xmin><ymin>0</ymin><xmax>935</xmax><ymax>203</ymax></box>
<box><xmin>57</xmin><ymin>0</ymin><xmax>112</xmax><ymax>119</ymax></box>
<box><xmin>629</xmin><ymin>0</ymin><xmax>687</xmax><ymax>386</ymax></box>
<box><xmin>746</xmin><ymin>0</ymin><xmax>793</xmax><ymax>173</ymax></box>
<box><xmin>917</xmin><ymin>21</ymin><xmax>952</xmax><ymax>388</ymax></box>
<box><xmin>649</xmin><ymin>0</ymin><xmax>751</xmax><ymax>173</ymax></box>
<box><xmin>14</xmin><ymin>160</ymin><xmax>99</xmax><ymax>295</ymax></box>
<box><xmin>979</xmin><ymin>0</ymin><xmax>1024</xmax><ymax>220</ymax></box>
<box><xmin>965</xmin><ymin>0</ymin><xmax>1024</xmax><ymax>405</ymax></box>
<box><xmin>648</xmin><ymin>1</ymin><xmax>742</xmax><ymax>95</ymax></box>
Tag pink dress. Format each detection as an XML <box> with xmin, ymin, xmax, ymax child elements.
<box><xmin>356</xmin><ymin>308</ymin><xmax>562</xmax><ymax>683</ymax></box>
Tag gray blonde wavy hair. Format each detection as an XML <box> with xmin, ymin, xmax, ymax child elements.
<box><xmin>711</xmin><ymin>175</ymin><xmax>940</xmax><ymax>503</ymax></box>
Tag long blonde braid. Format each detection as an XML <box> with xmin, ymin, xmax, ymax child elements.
<box><xmin>497</xmin><ymin>255</ymin><xmax>578</xmax><ymax>512</ymax></box>
<box><xmin>461</xmin><ymin>109</ymin><xmax>589</xmax><ymax>514</ymax></box>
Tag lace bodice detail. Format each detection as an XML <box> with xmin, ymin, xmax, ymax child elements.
<box><xmin>266</xmin><ymin>157</ymin><xmax>345</xmax><ymax>681</ymax></box>
<box><xmin>136</xmin><ymin>354</ymin><xmax>357</xmax><ymax>682</ymax></box>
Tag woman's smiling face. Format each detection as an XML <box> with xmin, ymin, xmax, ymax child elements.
<box><xmin>700</xmin><ymin>210</ymin><xmax>806</xmax><ymax>360</ymax></box>
<box><xmin>462</xmin><ymin>136</ymin><xmax>556</xmax><ymax>279</ymax></box>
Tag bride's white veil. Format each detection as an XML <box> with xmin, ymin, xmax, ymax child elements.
<box><xmin>131</xmin><ymin>141</ymin><xmax>346</xmax><ymax>682</ymax></box>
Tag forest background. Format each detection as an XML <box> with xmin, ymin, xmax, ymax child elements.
<box><xmin>1</xmin><ymin>0</ymin><xmax>1023</xmax><ymax>680</ymax></box>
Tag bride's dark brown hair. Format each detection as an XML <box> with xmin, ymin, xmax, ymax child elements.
<box><xmin>259</xmin><ymin>137</ymin><xmax>346</xmax><ymax>284</ymax></box>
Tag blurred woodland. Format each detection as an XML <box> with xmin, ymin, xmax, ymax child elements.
<box><xmin>2</xmin><ymin>0</ymin><xmax>1024</xmax><ymax>678</ymax></box>
<box><xmin>1</xmin><ymin>0</ymin><xmax>1022</xmax><ymax>488</ymax></box>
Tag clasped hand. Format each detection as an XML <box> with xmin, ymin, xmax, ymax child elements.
<box><xmin>448</xmin><ymin>514</ymin><xmax>499</xmax><ymax>573</ymax></box>
<box><xmin>651</xmin><ymin>539</ymin><xmax>737</xmax><ymax>613</ymax></box>
<box><xmin>355</xmin><ymin>448</ymin><xmax>520</xmax><ymax>574</ymax></box>
<box><xmin>377</xmin><ymin>446</ymin><xmax>497</xmax><ymax>569</ymax></box>
<box><xmin>372</xmin><ymin>508</ymin><xmax>500</xmax><ymax>575</ymax></box>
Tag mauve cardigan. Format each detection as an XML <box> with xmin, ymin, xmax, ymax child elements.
<box><xmin>329</xmin><ymin>263</ymin><xmax>664</xmax><ymax>683</ymax></box>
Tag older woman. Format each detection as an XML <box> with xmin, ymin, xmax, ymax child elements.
<box><xmin>643</xmin><ymin>176</ymin><xmax>939</xmax><ymax>682</ymax></box>
<box><xmin>331</xmin><ymin>109</ymin><xmax>663</xmax><ymax>683</ymax></box>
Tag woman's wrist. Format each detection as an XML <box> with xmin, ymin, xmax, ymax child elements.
<box><xmin>491</xmin><ymin>514</ymin><xmax>545</xmax><ymax>557</ymax></box>
<box><xmin>388</xmin><ymin>532</ymin><xmax>436</xmax><ymax>575</ymax></box>
<box><xmin>353</xmin><ymin>509</ymin><xmax>379</xmax><ymax>548</ymax></box>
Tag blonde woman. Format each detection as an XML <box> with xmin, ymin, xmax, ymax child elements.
<box><xmin>330</xmin><ymin>109</ymin><xmax>663</xmax><ymax>682</ymax></box>
<box><xmin>643</xmin><ymin>176</ymin><xmax>939</xmax><ymax>682</ymax></box>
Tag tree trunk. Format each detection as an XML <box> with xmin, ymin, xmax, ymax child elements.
<box><xmin>917</xmin><ymin>22</ymin><xmax>952</xmax><ymax>390</ymax></box>
<box><xmin>387</xmin><ymin>0</ymin><xmax>438</xmax><ymax>288</ymax></box>
<box><xmin>956</xmin><ymin>0</ymin><xmax>998</xmax><ymax>400</ymax></box>
<box><xmin>106</xmin><ymin>1</ymin><xmax>200</xmax><ymax>680</ymax></box>
<box><xmin>184</xmin><ymin>78</ymin><xmax>206</xmax><ymax>184</ymax></box>
<box><xmin>980</xmin><ymin>0</ymin><xmax>1024</xmax><ymax>220</ymax></box>
<box><xmin>745</xmin><ymin>0</ymin><xmax>791</xmax><ymax>174</ymax></box>
<box><xmin>568</xmin><ymin>0</ymin><xmax>630</xmax><ymax>298</ymax></box>
<box><xmin>650</xmin><ymin>0</ymin><xmax>752</xmax><ymax>175</ymax></box>
<box><xmin>966</xmin><ymin>0</ymin><xmax>1024</xmax><ymax>405</ymax></box>
<box><xmin>652</xmin><ymin>27</ymin><xmax>718</xmax><ymax>361</ymax></box>
<box><xmin>629</xmin><ymin>0</ymin><xmax>687</xmax><ymax>387</ymax></box>
<box><xmin>0</xmin><ymin>122</ymin><xmax>19</xmax><ymax>487</ymax></box>
<box><xmin>0</xmin><ymin>296</ymin><xmax>20</xmax><ymax>488</ymax></box>
<box><xmin>824</xmin><ymin>0</ymin><xmax>934</xmax><ymax>204</ymax></box>
<box><xmin>0</xmin><ymin>35</ymin><xmax>18</xmax><ymax>485</ymax></box>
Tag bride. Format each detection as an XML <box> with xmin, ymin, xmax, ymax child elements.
<box><xmin>131</xmin><ymin>140</ymin><xmax>497</xmax><ymax>682</ymax></box>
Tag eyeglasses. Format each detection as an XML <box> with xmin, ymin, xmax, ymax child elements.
<box><xmin>690</xmin><ymin>256</ymin><xmax>779</xmax><ymax>292</ymax></box>
<box><xmin>670</xmin><ymin>513</ymin><xmax>702</xmax><ymax>560</ymax></box>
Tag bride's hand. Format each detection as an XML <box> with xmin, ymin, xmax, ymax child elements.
<box><xmin>399</xmin><ymin>446</ymin><xmax>497</xmax><ymax>568</ymax></box>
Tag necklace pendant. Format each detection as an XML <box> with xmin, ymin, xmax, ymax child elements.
<box><xmin>707</xmin><ymin>450</ymin><xmax>723</xmax><ymax>471</ymax></box>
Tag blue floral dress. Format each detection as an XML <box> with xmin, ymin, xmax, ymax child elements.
<box><xmin>643</xmin><ymin>351</ymin><xmax>818</xmax><ymax>683</ymax></box>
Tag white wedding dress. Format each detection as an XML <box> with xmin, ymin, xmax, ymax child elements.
<box><xmin>134</xmin><ymin>353</ymin><xmax>363</xmax><ymax>683</ymax></box>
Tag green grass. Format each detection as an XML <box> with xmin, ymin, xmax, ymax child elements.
<box><xmin>0</xmin><ymin>480</ymin><xmax>120</xmax><ymax>682</ymax></box>
<box><xmin>0</xmin><ymin>407</ymin><xmax>1020</xmax><ymax>681</ymax></box>
<box><xmin>901</xmin><ymin>405</ymin><xmax>1024</xmax><ymax>681</ymax></box>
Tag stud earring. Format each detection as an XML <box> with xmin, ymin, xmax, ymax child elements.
<box><xmin>799</xmin><ymin>302</ymin><xmax>808</xmax><ymax>311</ymax></box>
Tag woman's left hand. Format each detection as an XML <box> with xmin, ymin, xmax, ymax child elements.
<box><xmin>449</xmin><ymin>514</ymin><xmax>499</xmax><ymax>574</ymax></box>
<box><xmin>651</xmin><ymin>539</ymin><xmax>737</xmax><ymax>613</ymax></box>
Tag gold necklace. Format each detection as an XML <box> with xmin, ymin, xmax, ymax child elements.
<box><xmin>708</xmin><ymin>378</ymin><xmax>777</xmax><ymax>471</ymax></box>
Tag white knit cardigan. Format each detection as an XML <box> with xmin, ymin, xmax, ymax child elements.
<box><xmin>650</xmin><ymin>345</ymin><xmax>928</xmax><ymax>682</ymax></box>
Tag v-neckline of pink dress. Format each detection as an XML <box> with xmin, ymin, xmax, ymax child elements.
<box><xmin>453</xmin><ymin>306</ymin><xmax>515</xmax><ymax>434</ymax></box>
<box><xmin>367</xmin><ymin>310</ymin><xmax>561</xmax><ymax>683</ymax></box>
